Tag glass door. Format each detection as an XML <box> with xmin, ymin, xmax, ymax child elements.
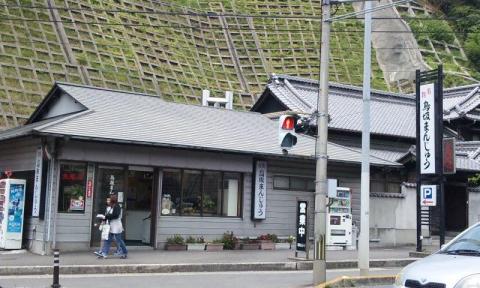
<box><xmin>91</xmin><ymin>166</ymin><xmax>125</xmax><ymax>246</ymax></box>
<box><xmin>125</xmin><ymin>168</ymin><xmax>154</xmax><ymax>245</ymax></box>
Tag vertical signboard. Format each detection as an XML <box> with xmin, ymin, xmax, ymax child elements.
<box><xmin>32</xmin><ymin>146</ymin><xmax>43</xmax><ymax>217</ymax></box>
<box><xmin>252</xmin><ymin>160</ymin><xmax>267</xmax><ymax>220</ymax></box>
<box><xmin>415</xmin><ymin>66</ymin><xmax>445</xmax><ymax>252</ymax></box>
<box><xmin>443</xmin><ymin>138</ymin><xmax>456</xmax><ymax>174</ymax></box>
<box><xmin>86</xmin><ymin>163</ymin><xmax>95</xmax><ymax>198</ymax></box>
<box><xmin>296</xmin><ymin>201</ymin><xmax>308</xmax><ymax>252</ymax></box>
<box><xmin>419</xmin><ymin>83</ymin><xmax>436</xmax><ymax>174</ymax></box>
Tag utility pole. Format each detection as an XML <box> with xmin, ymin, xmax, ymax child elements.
<box><xmin>313</xmin><ymin>0</ymin><xmax>331</xmax><ymax>285</ymax></box>
<box><xmin>359</xmin><ymin>0</ymin><xmax>372</xmax><ymax>276</ymax></box>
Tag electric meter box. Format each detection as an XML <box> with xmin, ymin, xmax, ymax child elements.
<box><xmin>0</xmin><ymin>178</ymin><xmax>27</xmax><ymax>250</ymax></box>
<box><xmin>326</xmin><ymin>187</ymin><xmax>353</xmax><ymax>247</ymax></box>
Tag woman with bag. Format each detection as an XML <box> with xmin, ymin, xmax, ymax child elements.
<box><xmin>96</xmin><ymin>194</ymin><xmax>128</xmax><ymax>259</ymax></box>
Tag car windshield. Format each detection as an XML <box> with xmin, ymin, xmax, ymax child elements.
<box><xmin>441</xmin><ymin>224</ymin><xmax>480</xmax><ymax>256</ymax></box>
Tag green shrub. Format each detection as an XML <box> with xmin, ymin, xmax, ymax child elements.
<box><xmin>465</xmin><ymin>32</ymin><xmax>480</xmax><ymax>68</ymax></box>
<box><xmin>221</xmin><ymin>231</ymin><xmax>237</xmax><ymax>250</ymax></box>
<box><xmin>166</xmin><ymin>234</ymin><xmax>185</xmax><ymax>245</ymax></box>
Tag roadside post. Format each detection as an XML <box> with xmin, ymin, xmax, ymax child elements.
<box><xmin>52</xmin><ymin>249</ymin><xmax>61</xmax><ymax>288</ymax></box>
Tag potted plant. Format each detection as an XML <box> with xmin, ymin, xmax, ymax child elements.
<box><xmin>186</xmin><ymin>236</ymin><xmax>206</xmax><ymax>251</ymax></box>
<box><xmin>258</xmin><ymin>234</ymin><xmax>277</xmax><ymax>250</ymax></box>
<box><xmin>241</xmin><ymin>238</ymin><xmax>260</xmax><ymax>250</ymax></box>
<box><xmin>221</xmin><ymin>231</ymin><xmax>238</xmax><ymax>250</ymax></box>
<box><xmin>205</xmin><ymin>239</ymin><xmax>224</xmax><ymax>252</ymax></box>
<box><xmin>275</xmin><ymin>236</ymin><xmax>292</xmax><ymax>250</ymax></box>
<box><xmin>287</xmin><ymin>235</ymin><xmax>295</xmax><ymax>249</ymax></box>
<box><xmin>165</xmin><ymin>235</ymin><xmax>187</xmax><ymax>251</ymax></box>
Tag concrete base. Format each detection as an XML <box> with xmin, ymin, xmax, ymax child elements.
<box><xmin>0</xmin><ymin>258</ymin><xmax>417</xmax><ymax>276</ymax></box>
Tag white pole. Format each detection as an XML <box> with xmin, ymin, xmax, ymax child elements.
<box><xmin>313</xmin><ymin>0</ymin><xmax>331</xmax><ymax>285</ymax></box>
<box><xmin>359</xmin><ymin>0</ymin><xmax>372</xmax><ymax>276</ymax></box>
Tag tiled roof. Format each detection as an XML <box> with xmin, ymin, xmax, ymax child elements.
<box><xmin>0</xmin><ymin>82</ymin><xmax>400</xmax><ymax>167</ymax></box>
<box><xmin>397</xmin><ymin>143</ymin><xmax>480</xmax><ymax>172</ymax></box>
<box><xmin>257</xmin><ymin>75</ymin><xmax>480</xmax><ymax>138</ymax></box>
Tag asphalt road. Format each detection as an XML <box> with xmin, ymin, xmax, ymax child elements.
<box><xmin>0</xmin><ymin>269</ymin><xmax>400</xmax><ymax>288</ymax></box>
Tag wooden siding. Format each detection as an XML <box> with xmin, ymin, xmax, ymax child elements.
<box><xmin>0</xmin><ymin>137</ymin><xmax>46</xmax><ymax>246</ymax></box>
<box><xmin>58</xmin><ymin>140</ymin><xmax>253</xmax><ymax>173</ymax></box>
<box><xmin>0</xmin><ymin>137</ymin><xmax>40</xmax><ymax>171</ymax></box>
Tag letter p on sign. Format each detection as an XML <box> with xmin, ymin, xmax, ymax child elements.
<box><xmin>421</xmin><ymin>185</ymin><xmax>437</xmax><ymax>207</ymax></box>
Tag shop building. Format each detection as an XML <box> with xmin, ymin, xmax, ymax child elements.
<box><xmin>253</xmin><ymin>74</ymin><xmax>480</xmax><ymax>243</ymax></box>
<box><xmin>0</xmin><ymin>82</ymin><xmax>401</xmax><ymax>254</ymax></box>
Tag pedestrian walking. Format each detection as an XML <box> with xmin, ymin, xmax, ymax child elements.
<box><xmin>95</xmin><ymin>194</ymin><xmax>128</xmax><ymax>259</ymax></box>
<box><xmin>94</xmin><ymin>196</ymin><xmax>112</xmax><ymax>256</ymax></box>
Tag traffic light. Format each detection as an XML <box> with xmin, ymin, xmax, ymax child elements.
<box><xmin>278</xmin><ymin>115</ymin><xmax>298</xmax><ymax>150</ymax></box>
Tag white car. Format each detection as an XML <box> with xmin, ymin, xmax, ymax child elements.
<box><xmin>395</xmin><ymin>222</ymin><xmax>480</xmax><ymax>288</ymax></box>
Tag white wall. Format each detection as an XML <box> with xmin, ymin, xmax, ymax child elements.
<box><xmin>468</xmin><ymin>190</ymin><xmax>480</xmax><ymax>227</ymax></box>
<box><xmin>370</xmin><ymin>184</ymin><xmax>421</xmax><ymax>246</ymax></box>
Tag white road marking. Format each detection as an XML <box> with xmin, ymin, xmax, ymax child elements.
<box><xmin>0</xmin><ymin>268</ymin><xmax>398</xmax><ymax>280</ymax></box>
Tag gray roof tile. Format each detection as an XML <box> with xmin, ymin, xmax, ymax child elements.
<box><xmin>262</xmin><ymin>75</ymin><xmax>480</xmax><ymax>138</ymax></box>
<box><xmin>3</xmin><ymin>82</ymin><xmax>398</xmax><ymax>167</ymax></box>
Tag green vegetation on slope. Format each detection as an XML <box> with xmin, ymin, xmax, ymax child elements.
<box><xmin>0</xmin><ymin>0</ymin><xmax>477</xmax><ymax>130</ymax></box>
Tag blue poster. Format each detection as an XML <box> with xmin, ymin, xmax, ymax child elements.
<box><xmin>7</xmin><ymin>184</ymin><xmax>24</xmax><ymax>233</ymax></box>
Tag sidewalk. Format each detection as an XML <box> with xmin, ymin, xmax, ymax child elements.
<box><xmin>0</xmin><ymin>246</ymin><xmax>418</xmax><ymax>275</ymax></box>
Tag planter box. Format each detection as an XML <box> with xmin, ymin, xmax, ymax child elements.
<box><xmin>165</xmin><ymin>244</ymin><xmax>187</xmax><ymax>251</ymax></box>
<box><xmin>205</xmin><ymin>243</ymin><xmax>224</xmax><ymax>252</ymax></box>
<box><xmin>259</xmin><ymin>241</ymin><xmax>275</xmax><ymax>250</ymax></box>
<box><xmin>233</xmin><ymin>241</ymin><xmax>242</xmax><ymax>250</ymax></box>
<box><xmin>187</xmin><ymin>243</ymin><xmax>206</xmax><ymax>251</ymax></box>
<box><xmin>241</xmin><ymin>243</ymin><xmax>260</xmax><ymax>250</ymax></box>
<box><xmin>275</xmin><ymin>243</ymin><xmax>292</xmax><ymax>250</ymax></box>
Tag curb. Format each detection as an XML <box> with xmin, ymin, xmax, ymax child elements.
<box><xmin>0</xmin><ymin>258</ymin><xmax>417</xmax><ymax>276</ymax></box>
<box><xmin>317</xmin><ymin>275</ymin><xmax>396</xmax><ymax>288</ymax></box>
<box><xmin>409</xmin><ymin>251</ymin><xmax>431</xmax><ymax>258</ymax></box>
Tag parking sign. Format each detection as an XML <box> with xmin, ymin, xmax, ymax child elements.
<box><xmin>421</xmin><ymin>185</ymin><xmax>437</xmax><ymax>207</ymax></box>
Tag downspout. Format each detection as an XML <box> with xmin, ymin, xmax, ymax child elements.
<box><xmin>43</xmin><ymin>140</ymin><xmax>57</xmax><ymax>254</ymax></box>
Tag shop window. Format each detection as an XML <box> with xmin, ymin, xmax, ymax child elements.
<box><xmin>58</xmin><ymin>163</ymin><xmax>87</xmax><ymax>213</ymax></box>
<box><xmin>222</xmin><ymin>173</ymin><xmax>241</xmax><ymax>217</ymax></box>
<box><xmin>161</xmin><ymin>169</ymin><xmax>181</xmax><ymax>216</ymax></box>
<box><xmin>273</xmin><ymin>176</ymin><xmax>315</xmax><ymax>192</ymax></box>
<box><xmin>161</xmin><ymin>169</ymin><xmax>242</xmax><ymax>217</ymax></box>
<box><xmin>181</xmin><ymin>170</ymin><xmax>202</xmax><ymax>216</ymax></box>
<box><xmin>273</xmin><ymin>176</ymin><xmax>289</xmax><ymax>190</ymax></box>
<box><xmin>203</xmin><ymin>171</ymin><xmax>221</xmax><ymax>216</ymax></box>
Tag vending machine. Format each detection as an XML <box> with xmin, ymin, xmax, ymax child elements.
<box><xmin>326</xmin><ymin>187</ymin><xmax>353</xmax><ymax>247</ymax></box>
<box><xmin>0</xmin><ymin>178</ymin><xmax>27</xmax><ymax>249</ymax></box>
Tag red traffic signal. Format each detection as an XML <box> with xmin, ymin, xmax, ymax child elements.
<box><xmin>279</xmin><ymin>115</ymin><xmax>298</xmax><ymax>150</ymax></box>
<box><xmin>281</xmin><ymin>116</ymin><xmax>295</xmax><ymax>130</ymax></box>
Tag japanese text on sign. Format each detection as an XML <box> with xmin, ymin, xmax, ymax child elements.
<box><xmin>296</xmin><ymin>201</ymin><xmax>308</xmax><ymax>251</ymax></box>
<box><xmin>32</xmin><ymin>146</ymin><xmax>42</xmax><ymax>217</ymax></box>
<box><xmin>419</xmin><ymin>83</ymin><xmax>436</xmax><ymax>174</ymax></box>
<box><xmin>253</xmin><ymin>161</ymin><xmax>267</xmax><ymax>220</ymax></box>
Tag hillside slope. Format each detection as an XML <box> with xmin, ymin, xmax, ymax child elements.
<box><xmin>0</xmin><ymin>0</ymin><xmax>477</xmax><ymax>129</ymax></box>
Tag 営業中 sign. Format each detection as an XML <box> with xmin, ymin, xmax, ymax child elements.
<box><xmin>296</xmin><ymin>201</ymin><xmax>308</xmax><ymax>251</ymax></box>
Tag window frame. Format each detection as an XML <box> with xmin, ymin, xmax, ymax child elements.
<box><xmin>161</xmin><ymin>167</ymin><xmax>243</xmax><ymax>218</ymax></box>
<box><xmin>57</xmin><ymin>161</ymin><xmax>88</xmax><ymax>214</ymax></box>
<box><xmin>273</xmin><ymin>175</ymin><xmax>315</xmax><ymax>192</ymax></box>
